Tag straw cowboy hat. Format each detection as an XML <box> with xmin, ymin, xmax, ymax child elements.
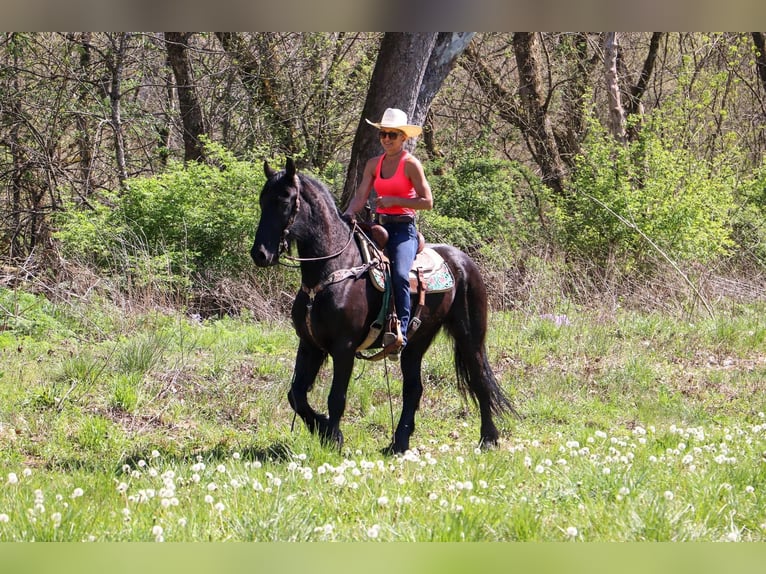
<box><xmin>365</xmin><ymin>108</ymin><xmax>423</xmax><ymax>138</ymax></box>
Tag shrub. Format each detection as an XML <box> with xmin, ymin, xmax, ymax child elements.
<box><xmin>561</xmin><ymin>108</ymin><xmax>737</xmax><ymax>270</ymax></box>
<box><xmin>427</xmin><ymin>153</ymin><xmax>545</xmax><ymax>256</ymax></box>
<box><xmin>56</xmin><ymin>141</ymin><xmax>265</xmax><ymax>278</ymax></box>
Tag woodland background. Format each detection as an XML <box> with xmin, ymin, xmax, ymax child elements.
<box><xmin>2</xmin><ymin>32</ymin><xmax>766</xmax><ymax>318</ymax></box>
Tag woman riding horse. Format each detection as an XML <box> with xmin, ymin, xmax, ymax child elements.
<box><xmin>343</xmin><ymin>108</ymin><xmax>433</xmax><ymax>355</ymax></box>
<box><xmin>251</xmin><ymin>157</ymin><xmax>517</xmax><ymax>454</ymax></box>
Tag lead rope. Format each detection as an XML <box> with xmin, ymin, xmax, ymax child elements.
<box><xmin>356</xmin><ymin>352</ymin><xmax>396</xmax><ymax>442</ymax></box>
<box><xmin>382</xmin><ymin>355</ymin><xmax>396</xmax><ymax>443</ymax></box>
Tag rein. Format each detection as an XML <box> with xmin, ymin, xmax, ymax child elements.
<box><xmin>281</xmin><ymin>221</ymin><xmax>358</xmax><ymax>263</ymax></box>
<box><xmin>277</xmin><ymin>176</ymin><xmax>358</xmax><ymax>263</ymax></box>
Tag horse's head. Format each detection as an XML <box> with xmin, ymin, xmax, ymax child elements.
<box><xmin>251</xmin><ymin>158</ymin><xmax>301</xmax><ymax>267</ymax></box>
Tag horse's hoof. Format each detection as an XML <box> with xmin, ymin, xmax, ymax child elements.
<box><xmin>318</xmin><ymin>423</ymin><xmax>343</xmax><ymax>451</ymax></box>
<box><xmin>479</xmin><ymin>436</ymin><xmax>499</xmax><ymax>451</ymax></box>
<box><xmin>381</xmin><ymin>441</ymin><xmax>408</xmax><ymax>456</ymax></box>
<box><xmin>308</xmin><ymin>413</ymin><xmax>330</xmax><ymax>435</ymax></box>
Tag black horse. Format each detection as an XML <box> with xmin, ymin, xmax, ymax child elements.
<box><xmin>251</xmin><ymin>158</ymin><xmax>517</xmax><ymax>453</ymax></box>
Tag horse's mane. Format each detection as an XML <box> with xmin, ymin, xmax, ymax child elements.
<box><xmin>296</xmin><ymin>171</ymin><xmax>347</xmax><ymax>230</ymax></box>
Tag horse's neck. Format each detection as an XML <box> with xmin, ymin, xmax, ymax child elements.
<box><xmin>296</xmin><ymin>196</ymin><xmax>359</xmax><ymax>288</ymax></box>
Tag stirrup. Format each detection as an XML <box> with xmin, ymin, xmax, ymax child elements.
<box><xmin>382</xmin><ymin>330</ymin><xmax>404</xmax><ymax>358</ymax></box>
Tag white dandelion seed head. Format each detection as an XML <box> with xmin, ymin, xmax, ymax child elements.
<box><xmin>663</xmin><ymin>490</ymin><xmax>674</xmax><ymax>501</ymax></box>
<box><xmin>7</xmin><ymin>473</ymin><xmax>18</xmax><ymax>485</ymax></box>
<box><xmin>566</xmin><ymin>526</ymin><xmax>578</xmax><ymax>538</ymax></box>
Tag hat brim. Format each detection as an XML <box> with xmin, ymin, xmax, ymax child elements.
<box><xmin>365</xmin><ymin>118</ymin><xmax>422</xmax><ymax>138</ymax></box>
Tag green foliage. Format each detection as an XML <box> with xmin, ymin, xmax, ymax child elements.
<box><xmin>0</xmin><ymin>287</ymin><xmax>74</xmax><ymax>340</ymax></box>
<box><xmin>730</xmin><ymin>159</ymin><xmax>766</xmax><ymax>265</ymax></box>
<box><xmin>117</xmin><ymin>141</ymin><xmax>263</xmax><ymax>273</ymax></box>
<box><xmin>55</xmin><ymin>141</ymin><xmax>265</xmax><ymax>278</ymax></box>
<box><xmin>562</xmin><ymin>105</ymin><xmax>738</xmax><ymax>269</ymax></box>
<box><xmin>425</xmin><ymin>151</ymin><xmax>544</xmax><ymax>256</ymax></box>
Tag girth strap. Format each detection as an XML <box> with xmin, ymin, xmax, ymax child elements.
<box><xmin>301</xmin><ymin>260</ymin><xmax>380</xmax><ymax>351</ymax></box>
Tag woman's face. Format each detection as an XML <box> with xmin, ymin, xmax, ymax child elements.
<box><xmin>379</xmin><ymin>129</ymin><xmax>405</xmax><ymax>152</ymax></box>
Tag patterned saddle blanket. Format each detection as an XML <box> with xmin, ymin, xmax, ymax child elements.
<box><xmin>369</xmin><ymin>247</ymin><xmax>455</xmax><ymax>294</ymax></box>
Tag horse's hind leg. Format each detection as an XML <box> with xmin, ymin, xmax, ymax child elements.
<box><xmin>456</xmin><ymin>342</ymin><xmax>503</xmax><ymax>447</ymax></box>
<box><xmin>287</xmin><ymin>340</ymin><xmax>327</xmax><ymax>435</ymax></box>
<box><xmin>447</xmin><ymin>284</ymin><xmax>512</xmax><ymax>448</ymax></box>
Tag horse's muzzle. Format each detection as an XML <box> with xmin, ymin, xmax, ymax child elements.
<box><xmin>251</xmin><ymin>244</ymin><xmax>277</xmax><ymax>267</ymax></box>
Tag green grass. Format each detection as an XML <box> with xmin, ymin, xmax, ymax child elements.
<box><xmin>1</xmin><ymin>288</ymin><xmax>766</xmax><ymax>541</ymax></box>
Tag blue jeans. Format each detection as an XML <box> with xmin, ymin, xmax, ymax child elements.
<box><xmin>384</xmin><ymin>221</ymin><xmax>418</xmax><ymax>345</ymax></box>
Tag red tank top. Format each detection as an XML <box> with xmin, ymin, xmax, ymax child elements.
<box><xmin>374</xmin><ymin>152</ymin><xmax>416</xmax><ymax>217</ymax></box>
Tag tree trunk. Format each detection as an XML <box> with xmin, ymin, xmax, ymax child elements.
<box><xmin>341</xmin><ymin>33</ymin><xmax>438</xmax><ymax>208</ymax></box>
<box><xmin>604</xmin><ymin>32</ymin><xmax>628</xmax><ymax>144</ymax></box>
<box><xmin>513</xmin><ymin>32</ymin><xmax>568</xmax><ymax>195</ymax></box>
<box><xmin>558</xmin><ymin>32</ymin><xmax>598</xmax><ymax>165</ymax></box>
<box><xmin>74</xmin><ymin>32</ymin><xmax>94</xmax><ymax>198</ymax></box>
<box><xmin>626</xmin><ymin>32</ymin><xmax>663</xmax><ymax>116</ymax></box>
<box><xmin>412</xmin><ymin>33</ymin><xmax>475</xmax><ymax>129</ymax></box>
<box><xmin>215</xmin><ymin>32</ymin><xmax>300</xmax><ymax>158</ymax></box>
<box><xmin>9</xmin><ymin>33</ymin><xmax>24</xmax><ymax>259</ymax></box>
<box><xmin>753</xmin><ymin>32</ymin><xmax>766</xmax><ymax>98</ymax></box>
<box><xmin>108</xmin><ymin>32</ymin><xmax>130</xmax><ymax>183</ymax></box>
<box><xmin>165</xmin><ymin>32</ymin><xmax>206</xmax><ymax>162</ymax></box>
<box><xmin>412</xmin><ymin>32</ymin><xmax>475</xmax><ymax>163</ymax></box>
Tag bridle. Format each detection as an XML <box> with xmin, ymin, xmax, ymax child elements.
<box><xmin>276</xmin><ymin>176</ymin><xmax>358</xmax><ymax>264</ymax></box>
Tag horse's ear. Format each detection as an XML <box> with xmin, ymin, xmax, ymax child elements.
<box><xmin>285</xmin><ymin>157</ymin><xmax>296</xmax><ymax>179</ymax></box>
<box><xmin>264</xmin><ymin>160</ymin><xmax>277</xmax><ymax>179</ymax></box>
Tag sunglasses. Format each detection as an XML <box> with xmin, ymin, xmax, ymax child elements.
<box><xmin>379</xmin><ymin>130</ymin><xmax>401</xmax><ymax>140</ymax></box>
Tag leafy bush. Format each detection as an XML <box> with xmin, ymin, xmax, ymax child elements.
<box><xmin>0</xmin><ymin>287</ymin><xmax>75</xmax><ymax>340</ymax></box>
<box><xmin>426</xmin><ymin>153</ymin><xmax>544</xmax><ymax>255</ymax></box>
<box><xmin>561</xmin><ymin>107</ymin><xmax>738</xmax><ymax>270</ymax></box>
<box><xmin>56</xmin><ymin>141</ymin><xmax>265</xmax><ymax>278</ymax></box>
<box><xmin>730</xmin><ymin>160</ymin><xmax>766</xmax><ymax>265</ymax></box>
<box><xmin>117</xmin><ymin>142</ymin><xmax>263</xmax><ymax>274</ymax></box>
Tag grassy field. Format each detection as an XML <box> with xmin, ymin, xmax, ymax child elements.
<box><xmin>1</xmin><ymin>285</ymin><xmax>766</xmax><ymax>541</ymax></box>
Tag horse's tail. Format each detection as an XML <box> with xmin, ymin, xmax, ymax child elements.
<box><xmin>454</xmin><ymin>345</ymin><xmax>519</xmax><ymax>418</ymax></box>
<box><xmin>450</xmin><ymin>249</ymin><xmax>520</xmax><ymax>419</ymax></box>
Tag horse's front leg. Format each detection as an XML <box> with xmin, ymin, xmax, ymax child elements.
<box><xmin>315</xmin><ymin>351</ymin><xmax>355</xmax><ymax>450</ymax></box>
<box><xmin>287</xmin><ymin>340</ymin><xmax>327</xmax><ymax>434</ymax></box>
<box><xmin>387</xmin><ymin>348</ymin><xmax>424</xmax><ymax>454</ymax></box>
